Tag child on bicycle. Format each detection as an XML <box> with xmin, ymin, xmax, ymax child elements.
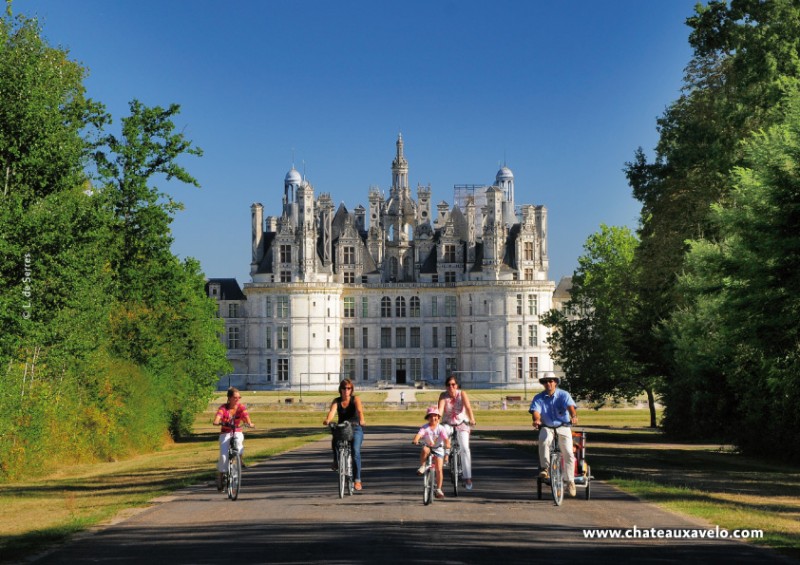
<box><xmin>213</xmin><ymin>387</ymin><xmax>254</xmax><ymax>491</ymax></box>
<box><xmin>412</xmin><ymin>406</ymin><xmax>451</xmax><ymax>499</ymax></box>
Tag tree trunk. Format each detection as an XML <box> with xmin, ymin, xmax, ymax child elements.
<box><xmin>645</xmin><ymin>386</ymin><xmax>657</xmax><ymax>428</ymax></box>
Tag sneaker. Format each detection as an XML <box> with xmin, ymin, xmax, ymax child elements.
<box><xmin>435</xmin><ymin>489</ymin><xmax>445</xmax><ymax>499</ymax></box>
<box><xmin>465</xmin><ymin>480</ymin><xmax>473</xmax><ymax>490</ymax></box>
<box><xmin>354</xmin><ymin>481</ymin><xmax>362</xmax><ymax>491</ymax></box>
<box><xmin>538</xmin><ymin>470</ymin><xmax>549</xmax><ymax>480</ymax></box>
<box><xmin>568</xmin><ymin>481</ymin><xmax>576</xmax><ymax>497</ymax></box>
<box><xmin>417</xmin><ymin>465</ymin><xmax>426</xmax><ymax>475</ymax></box>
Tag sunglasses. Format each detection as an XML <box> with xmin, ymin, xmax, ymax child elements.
<box><xmin>341</xmin><ymin>387</ymin><xmax>353</xmax><ymax>390</ymax></box>
<box><xmin>447</xmin><ymin>383</ymin><xmax>458</xmax><ymax>387</ymax></box>
<box><xmin>541</xmin><ymin>379</ymin><xmax>556</xmax><ymax>384</ymax></box>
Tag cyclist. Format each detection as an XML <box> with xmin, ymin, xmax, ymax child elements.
<box><xmin>213</xmin><ymin>387</ymin><xmax>254</xmax><ymax>491</ymax></box>
<box><xmin>412</xmin><ymin>406</ymin><xmax>451</xmax><ymax>499</ymax></box>
<box><xmin>323</xmin><ymin>378</ymin><xmax>365</xmax><ymax>491</ymax></box>
<box><xmin>438</xmin><ymin>374</ymin><xmax>477</xmax><ymax>489</ymax></box>
<box><xmin>529</xmin><ymin>372</ymin><xmax>578</xmax><ymax>497</ymax></box>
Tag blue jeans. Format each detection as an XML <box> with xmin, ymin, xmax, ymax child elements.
<box><xmin>332</xmin><ymin>423</ymin><xmax>363</xmax><ymax>481</ymax></box>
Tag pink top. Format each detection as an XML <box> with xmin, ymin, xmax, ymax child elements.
<box><xmin>417</xmin><ymin>423</ymin><xmax>450</xmax><ymax>448</ymax></box>
<box><xmin>442</xmin><ymin>390</ymin><xmax>467</xmax><ymax>425</ymax></box>
<box><xmin>216</xmin><ymin>403</ymin><xmax>249</xmax><ymax>433</ymax></box>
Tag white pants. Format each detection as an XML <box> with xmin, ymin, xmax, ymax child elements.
<box><xmin>218</xmin><ymin>432</ymin><xmax>244</xmax><ymax>472</ymax></box>
<box><xmin>538</xmin><ymin>427</ymin><xmax>575</xmax><ymax>482</ymax></box>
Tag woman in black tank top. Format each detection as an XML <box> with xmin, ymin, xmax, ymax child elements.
<box><xmin>323</xmin><ymin>378</ymin><xmax>366</xmax><ymax>490</ymax></box>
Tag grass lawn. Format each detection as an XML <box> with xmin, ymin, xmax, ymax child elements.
<box><xmin>1</xmin><ymin>404</ymin><xmax>797</xmax><ymax>562</ymax></box>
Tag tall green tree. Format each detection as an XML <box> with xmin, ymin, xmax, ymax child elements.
<box><xmin>543</xmin><ymin>225</ymin><xmax>660</xmax><ymax>427</ymax></box>
<box><xmin>624</xmin><ymin>0</ymin><xmax>800</xmax><ymax>438</ymax></box>
<box><xmin>666</xmin><ymin>90</ymin><xmax>800</xmax><ymax>459</ymax></box>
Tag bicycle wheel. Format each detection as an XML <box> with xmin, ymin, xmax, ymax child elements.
<box><xmin>423</xmin><ymin>463</ymin><xmax>433</xmax><ymax>505</ymax></box>
<box><xmin>228</xmin><ymin>453</ymin><xmax>241</xmax><ymax>501</ymax></box>
<box><xmin>450</xmin><ymin>447</ymin><xmax>460</xmax><ymax>497</ymax></box>
<box><xmin>347</xmin><ymin>450</ymin><xmax>355</xmax><ymax>496</ymax></box>
<box><xmin>550</xmin><ymin>452</ymin><xmax>563</xmax><ymax>506</ymax></box>
<box><xmin>338</xmin><ymin>444</ymin><xmax>348</xmax><ymax>499</ymax></box>
<box><xmin>585</xmin><ymin>464</ymin><xmax>591</xmax><ymax>500</ymax></box>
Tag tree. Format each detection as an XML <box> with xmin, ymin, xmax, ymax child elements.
<box><xmin>624</xmin><ymin>0</ymin><xmax>800</xmax><ymax>439</ymax></box>
<box><xmin>542</xmin><ymin>225</ymin><xmax>660</xmax><ymax>427</ymax></box>
<box><xmin>666</xmin><ymin>90</ymin><xmax>800</xmax><ymax>459</ymax></box>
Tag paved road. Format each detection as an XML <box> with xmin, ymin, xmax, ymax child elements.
<box><xmin>32</xmin><ymin>428</ymin><xmax>791</xmax><ymax>565</ymax></box>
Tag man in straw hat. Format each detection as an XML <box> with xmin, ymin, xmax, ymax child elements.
<box><xmin>529</xmin><ymin>372</ymin><xmax>579</xmax><ymax>497</ymax></box>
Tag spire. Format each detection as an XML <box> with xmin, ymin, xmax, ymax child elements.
<box><xmin>391</xmin><ymin>133</ymin><xmax>409</xmax><ymax>190</ymax></box>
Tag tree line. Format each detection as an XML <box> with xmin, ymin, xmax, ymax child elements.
<box><xmin>0</xmin><ymin>7</ymin><xmax>229</xmax><ymax>479</ymax></box>
<box><xmin>545</xmin><ymin>0</ymin><xmax>800</xmax><ymax>461</ymax></box>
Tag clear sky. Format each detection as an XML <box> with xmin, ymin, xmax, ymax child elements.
<box><xmin>18</xmin><ymin>0</ymin><xmax>699</xmax><ymax>286</ymax></box>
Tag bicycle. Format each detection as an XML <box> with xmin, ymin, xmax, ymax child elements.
<box><xmin>329</xmin><ymin>421</ymin><xmax>354</xmax><ymax>498</ymax></box>
<box><xmin>536</xmin><ymin>423</ymin><xmax>566</xmax><ymax>506</ymax></box>
<box><xmin>415</xmin><ymin>443</ymin><xmax>438</xmax><ymax>505</ymax></box>
<box><xmin>217</xmin><ymin>419</ymin><xmax>251</xmax><ymax>501</ymax></box>
<box><xmin>447</xmin><ymin>426</ymin><xmax>463</xmax><ymax>497</ymax></box>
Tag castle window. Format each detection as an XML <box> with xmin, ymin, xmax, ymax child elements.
<box><xmin>529</xmin><ymin>294</ymin><xmax>538</xmax><ymax>315</ymax></box>
<box><xmin>381</xmin><ymin>296</ymin><xmax>392</xmax><ymax>317</ymax></box>
<box><xmin>343</xmin><ymin>297</ymin><xmax>355</xmax><ymax>318</ymax></box>
<box><xmin>277</xmin><ymin>296</ymin><xmax>289</xmax><ymax>318</ymax></box>
<box><xmin>529</xmin><ymin>324</ymin><xmax>538</xmax><ymax>346</ymax></box>
<box><xmin>227</xmin><ymin>326</ymin><xmax>240</xmax><ymax>349</ymax></box>
<box><xmin>228</xmin><ymin>303</ymin><xmax>239</xmax><ymax>318</ymax></box>
<box><xmin>277</xmin><ymin>326</ymin><xmax>289</xmax><ymax>349</ymax></box>
<box><xmin>344</xmin><ymin>271</ymin><xmax>355</xmax><ymax>283</ymax></box>
<box><xmin>278</xmin><ymin>359</ymin><xmax>289</xmax><ymax>381</ymax></box>
<box><xmin>410</xmin><ymin>327</ymin><xmax>421</xmax><ymax>348</ymax></box>
<box><xmin>381</xmin><ymin>327</ymin><xmax>392</xmax><ymax>348</ymax></box>
<box><xmin>445</xmin><ymin>271</ymin><xmax>456</xmax><ymax>283</ymax></box>
<box><xmin>524</xmin><ymin>241</ymin><xmax>534</xmax><ymax>261</ymax></box>
<box><xmin>395</xmin><ymin>327</ymin><xmax>406</xmax><ymax>348</ymax></box>
<box><xmin>343</xmin><ymin>246</ymin><xmax>355</xmax><ymax>265</ymax></box>
<box><xmin>395</xmin><ymin>296</ymin><xmax>406</xmax><ymax>317</ymax></box>
<box><xmin>410</xmin><ymin>296</ymin><xmax>420</xmax><ymax>317</ymax></box>
<box><xmin>445</xmin><ymin>326</ymin><xmax>457</xmax><ymax>348</ymax></box>
<box><xmin>280</xmin><ymin>244</ymin><xmax>292</xmax><ymax>263</ymax></box>
<box><xmin>343</xmin><ymin>327</ymin><xmax>355</xmax><ymax>349</ymax></box>
<box><xmin>445</xmin><ymin>296</ymin><xmax>456</xmax><ymax>316</ymax></box>
<box><xmin>444</xmin><ymin>244</ymin><xmax>456</xmax><ymax>263</ymax></box>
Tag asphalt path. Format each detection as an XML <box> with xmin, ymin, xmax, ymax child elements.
<box><xmin>31</xmin><ymin>427</ymin><xmax>791</xmax><ymax>565</ymax></box>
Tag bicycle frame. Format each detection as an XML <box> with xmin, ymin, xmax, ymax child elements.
<box><xmin>330</xmin><ymin>422</ymin><xmax>354</xmax><ymax>499</ymax></box>
<box><xmin>448</xmin><ymin>428</ymin><xmax>463</xmax><ymax>497</ymax></box>
<box><xmin>422</xmin><ymin>450</ymin><xmax>437</xmax><ymax>505</ymax></box>
<box><xmin>220</xmin><ymin>418</ymin><xmax>243</xmax><ymax>501</ymax></box>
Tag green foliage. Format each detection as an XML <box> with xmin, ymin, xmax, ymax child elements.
<box><xmin>666</xmin><ymin>90</ymin><xmax>800</xmax><ymax>460</ymax></box>
<box><xmin>624</xmin><ymin>0</ymin><xmax>800</xmax><ymax>448</ymax></box>
<box><xmin>543</xmin><ymin>225</ymin><xmax>660</xmax><ymax>425</ymax></box>
<box><xmin>0</xmin><ymin>8</ymin><xmax>228</xmax><ymax>479</ymax></box>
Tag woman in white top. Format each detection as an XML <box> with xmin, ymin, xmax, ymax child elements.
<box><xmin>437</xmin><ymin>375</ymin><xmax>476</xmax><ymax>489</ymax></box>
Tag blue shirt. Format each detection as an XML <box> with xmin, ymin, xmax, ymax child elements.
<box><xmin>529</xmin><ymin>388</ymin><xmax>576</xmax><ymax>427</ymax></box>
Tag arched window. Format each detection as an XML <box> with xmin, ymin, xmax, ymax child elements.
<box><xmin>395</xmin><ymin>296</ymin><xmax>406</xmax><ymax>317</ymax></box>
<box><xmin>381</xmin><ymin>296</ymin><xmax>392</xmax><ymax>317</ymax></box>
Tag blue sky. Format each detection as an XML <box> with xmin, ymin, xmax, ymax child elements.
<box><xmin>19</xmin><ymin>0</ymin><xmax>698</xmax><ymax>285</ymax></box>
